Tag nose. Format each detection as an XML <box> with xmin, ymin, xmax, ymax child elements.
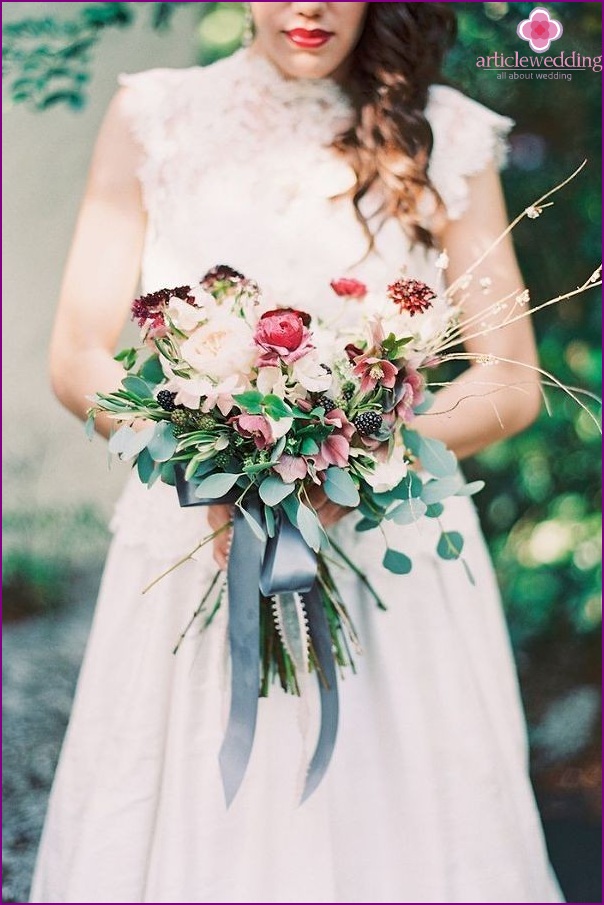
<box><xmin>291</xmin><ymin>2</ymin><xmax>326</xmax><ymax>18</ymax></box>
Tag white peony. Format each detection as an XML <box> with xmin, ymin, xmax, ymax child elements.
<box><xmin>364</xmin><ymin>455</ymin><xmax>408</xmax><ymax>494</ymax></box>
<box><xmin>256</xmin><ymin>366</ymin><xmax>288</xmax><ymax>399</ymax></box>
<box><xmin>179</xmin><ymin>313</ymin><xmax>256</xmax><ymax>381</ymax></box>
<box><xmin>291</xmin><ymin>351</ymin><xmax>332</xmax><ymax>393</ymax></box>
<box><xmin>166</xmin><ymin>297</ymin><xmax>206</xmax><ymax>333</ymax></box>
<box><xmin>165</xmin><ymin>374</ymin><xmax>246</xmax><ymax>415</ymax></box>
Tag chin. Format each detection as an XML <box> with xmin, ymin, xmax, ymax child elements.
<box><xmin>270</xmin><ymin>40</ymin><xmax>346</xmax><ymax>81</ymax></box>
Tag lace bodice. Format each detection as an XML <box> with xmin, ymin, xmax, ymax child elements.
<box><xmin>119</xmin><ymin>47</ymin><xmax>513</xmax><ymax>309</ymax></box>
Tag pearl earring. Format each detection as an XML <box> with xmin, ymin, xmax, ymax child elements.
<box><xmin>242</xmin><ymin>2</ymin><xmax>254</xmax><ymax>47</ymax></box>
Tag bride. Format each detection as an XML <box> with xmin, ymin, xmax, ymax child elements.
<box><xmin>31</xmin><ymin>3</ymin><xmax>565</xmax><ymax>902</ymax></box>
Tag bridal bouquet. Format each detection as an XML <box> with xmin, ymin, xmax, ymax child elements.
<box><xmin>88</xmin><ymin>166</ymin><xmax>601</xmax><ymax>804</ymax></box>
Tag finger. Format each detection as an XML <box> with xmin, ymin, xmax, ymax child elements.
<box><xmin>306</xmin><ymin>486</ymin><xmax>327</xmax><ymax>509</ymax></box>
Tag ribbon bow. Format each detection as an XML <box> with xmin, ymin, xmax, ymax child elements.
<box><xmin>175</xmin><ymin>466</ymin><xmax>339</xmax><ymax>807</ymax></box>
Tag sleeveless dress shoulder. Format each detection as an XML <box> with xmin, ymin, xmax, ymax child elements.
<box><xmin>30</xmin><ymin>48</ymin><xmax>563</xmax><ymax>904</ymax></box>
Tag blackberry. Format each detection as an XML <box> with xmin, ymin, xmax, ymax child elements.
<box><xmin>342</xmin><ymin>381</ymin><xmax>356</xmax><ymax>401</ymax></box>
<box><xmin>354</xmin><ymin>411</ymin><xmax>383</xmax><ymax>436</ymax></box>
<box><xmin>156</xmin><ymin>390</ymin><xmax>177</xmax><ymax>412</ymax></box>
<box><xmin>171</xmin><ymin>409</ymin><xmax>190</xmax><ymax>429</ymax></box>
<box><xmin>194</xmin><ymin>414</ymin><xmax>217</xmax><ymax>431</ymax></box>
<box><xmin>214</xmin><ymin>450</ymin><xmax>231</xmax><ymax>469</ymax></box>
<box><xmin>317</xmin><ymin>395</ymin><xmax>337</xmax><ymax>413</ymax></box>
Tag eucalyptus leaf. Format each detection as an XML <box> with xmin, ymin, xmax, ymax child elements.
<box><xmin>425</xmin><ymin>502</ymin><xmax>444</xmax><ymax>518</ymax></box>
<box><xmin>297</xmin><ymin>502</ymin><xmax>322</xmax><ymax>552</ymax></box>
<box><xmin>403</xmin><ymin>430</ymin><xmax>458</xmax><ymax>478</ymax></box>
<box><xmin>355</xmin><ymin>517</ymin><xmax>379</xmax><ymax>532</ymax></box>
<box><xmin>264</xmin><ymin>504</ymin><xmax>276</xmax><ymax>538</ymax></box>
<box><xmin>389</xmin><ymin>498</ymin><xmax>427</xmax><ymax>525</ymax></box>
<box><xmin>136</xmin><ymin>447</ymin><xmax>155</xmax><ymax>484</ymax></box>
<box><xmin>455</xmin><ymin>480</ymin><xmax>486</xmax><ymax>497</ymax></box>
<box><xmin>122</xmin><ymin>375</ymin><xmax>154</xmax><ymax>399</ymax></box>
<box><xmin>281</xmin><ymin>494</ymin><xmax>299</xmax><ymax>527</ymax></box>
<box><xmin>237</xmin><ymin>504</ymin><xmax>266</xmax><ymax>542</ymax></box>
<box><xmin>324</xmin><ymin>467</ymin><xmax>360</xmax><ymax>507</ymax></box>
<box><xmin>195</xmin><ymin>472</ymin><xmax>241</xmax><ymax>500</ymax></box>
<box><xmin>421</xmin><ymin>474</ymin><xmax>464</xmax><ymax>505</ymax></box>
<box><xmin>147</xmin><ymin>421</ymin><xmax>177</xmax><ymax>462</ymax></box>
<box><xmin>383</xmin><ymin>548</ymin><xmax>413</xmax><ymax>575</ymax></box>
<box><xmin>139</xmin><ymin>355</ymin><xmax>164</xmax><ymax>385</ymax></box>
<box><xmin>160</xmin><ymin>461</ymin><xmax>176</xmax><ymax>486</ymax></box>
<box><xmin>84</xmin><ymin>412</ymin><xmax>96</xmax><ymax>441</ymax></box>
<box><xmin>108</xmin><ymin>424</ymin><xmax>155</xmax><ymax>461</ymax></box>
<box><xmin>436</xmin><ymin>531</ymin><xmax>464</xmax><ymax>560</ymax></box>
<box><xmin>259</xmin><ymin>475</ymin><xmax>296</xmax><ymax>506</ymax></box>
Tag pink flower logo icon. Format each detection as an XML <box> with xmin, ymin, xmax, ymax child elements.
<box><xmin>517</xmin><ymin>7</ymin><xmax>563</xmax><ymax>53</ymax></box>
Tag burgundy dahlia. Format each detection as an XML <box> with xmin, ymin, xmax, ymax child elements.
<box><xmin>387</xmin><ymin>279</ymin><xmax>436</xmax><ymax>317</ymax></box>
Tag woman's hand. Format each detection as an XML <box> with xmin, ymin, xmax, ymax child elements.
<box><xmin>207</xmin><ymin>504</ymin><xmax>234</xmax><ymax>570</ymax></box>
<box><xmin>306</xmin><ymin>486</ymin><xmax>352</xmax><ymax>528</ymax></box>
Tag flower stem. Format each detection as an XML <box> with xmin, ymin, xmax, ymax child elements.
<box><xmin>142</xmin><ymin>524</ymin><xmax>230</xmax><ymax>594</ymax></box>
<box><xmin>328</xmin><ymin>537</ymin><xmax>388</xmax><ymax>611</ymax></box>
<box><xmin>173</xmin><ymin>569</ymin><xmax>224</xmax><ymax>654</ymax></box>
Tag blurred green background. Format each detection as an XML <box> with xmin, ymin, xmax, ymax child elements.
<box><xmin>2</xmin><ymin>4</ymin><xmax>601</xmax><ymax>901</ymax></box>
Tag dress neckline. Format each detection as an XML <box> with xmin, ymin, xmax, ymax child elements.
<box><xmin>236</xmin><ymin>46</ymin><xmax>353</xmax><ymax>118</ymax></box>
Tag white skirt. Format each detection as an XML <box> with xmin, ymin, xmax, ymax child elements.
<box><xmin>30</xmin><ymin>474</ymin><xmax>564</xmax><ymax>903</ymax></box>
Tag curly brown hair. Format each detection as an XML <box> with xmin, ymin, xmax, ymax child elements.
<box><xmin>334</xmin><ymin>2</ymin><xmax>458</xmax><ymax>252</ymax></box>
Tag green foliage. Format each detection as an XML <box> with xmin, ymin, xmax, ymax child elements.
<box><xmin>2</xmin><ymin>2</ymin><xmax>197</xmax><ymax>111</ymax></box>
<box><xmin>444</xmin><ymin>4</ymin><xmax>602</xmax><ymax>645</ymax></box>
<box><xmin>2</xmin><ymin>505</ymin><xmax>109</xmax><ymax>619</ymax></box>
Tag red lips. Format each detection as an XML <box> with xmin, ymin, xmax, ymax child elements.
<box><xmin>285</xmin><ymin>28</ymin><xmax>334</xmax><ymax>49</ymax></box>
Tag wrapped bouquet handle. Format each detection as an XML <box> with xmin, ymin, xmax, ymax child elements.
<box><xmin>175</xmin><ymin>464</ymin><xmax>339</xmax><ymax>807</ymax></box>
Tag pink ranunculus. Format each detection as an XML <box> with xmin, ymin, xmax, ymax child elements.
<box><xmin>395</xmin><ymin>370</ymin><xmax>425</xmax><ymax>423</ymax></box>
<box><xmin>272</xmin><ymin>455</ymin><xmax>308</xmax><ymax>484</ymax></box>
<box><xmin>353</xmin><ymin>355</ymin><xmax>398</xmax><ymax>395</ymax></box>
<box><xmin>233</xmin><ymin>414</ymin><xmax>274</xmax><ymax>449</ymax></box>
<box><xmin>330</xmin><ymin>277</ymin><xmax>368</xmax><ymax>299</ymax></box>
<box><xmin>254</xmin><ymin>308</ymin><xmax>314</xmax><ymax>366</ymax></box>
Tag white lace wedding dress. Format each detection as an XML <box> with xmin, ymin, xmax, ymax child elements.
<box><xmin>30</xmin><ymin>48</ymin><xmax>564</xmax><ymax>904</ymax></box>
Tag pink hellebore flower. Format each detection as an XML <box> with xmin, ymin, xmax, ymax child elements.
<box><xmin>395</xmin><ymin>370</ymin><xmax>425</xmax><ymax>423</ymax></box>
<box><xmin>273</xmin><ymin>455</ymin><xmax>308</xmax><ymax>484</ymax></box>
<box><xmin>314</xmin><ymin>408</ymin><xmax>355</xmax><ymax>470</ymax></box>
<box><xmin>234</xmin><ymin>414</ymin><xmax>274</xmax><ymax>450</ymax></box>
<box><xmin>353</xmin><ymin>355</ymin><xmax>398</xmax><ymax>395</ymax></box>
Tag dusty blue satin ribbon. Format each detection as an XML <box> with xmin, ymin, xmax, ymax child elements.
<box><xmin>174</xmin><ymin>466</ymin><xmax>339</xmax><ymax>807</ymax></box>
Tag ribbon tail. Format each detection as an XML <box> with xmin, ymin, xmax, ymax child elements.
<box><xmin>219</xmin><ymin>503</ymin><xmax>264</xmax><ymax>807</ymax></box>
<box><xmin>300</xmin><ymin>581</ymin><xmax>339</xmax><ymax>804</ymax></box>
